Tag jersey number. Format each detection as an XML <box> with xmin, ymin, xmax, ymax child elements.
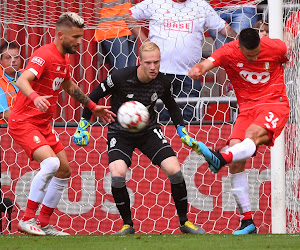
<box><xmin>265</xmin><ymin>112</ymin><xmax>279</xmax><ymax>129</ymax></box>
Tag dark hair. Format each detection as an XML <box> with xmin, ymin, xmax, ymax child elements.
<box><xmin>0</xmin><ymin>41</ymin><xmax>20</xmax><ymax>58</ymax></box>
<box><xmin>56</xmin><ymin>12</ymin><xmax>84</xmax><ymax>29</ymax></box>
<box><xmin>239</xmin><ymin>28</ymin><xmax>260</xmax><ymax>50</ymax></box>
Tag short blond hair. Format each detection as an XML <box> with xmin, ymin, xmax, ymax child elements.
<box><xmin>56</xmin><ymin>12</ymin><xmax>84</xmax><ymax>30</ymax></box>
<box><xmin>139</xmin><ymin>41</ymin><xmax>160</xmax><ymax>59</ymax></box>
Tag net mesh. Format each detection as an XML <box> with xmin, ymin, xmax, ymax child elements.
<box><xmin>283</xmin><ymin>0</ymin><xmax>300</xmax><ymax>234</ymax></box>
<box><xmin>0</xmin><ymin>0</ymin><xmax>298</xmax><ymax>235</ymax></box>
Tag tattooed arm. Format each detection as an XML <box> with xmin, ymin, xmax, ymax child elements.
<box><xmin>62</xmin><ymin>79</ymin><xmax>116</xmax><ymax>123</ymax></box>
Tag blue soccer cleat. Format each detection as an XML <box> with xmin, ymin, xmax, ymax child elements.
<box><xmin>196</xmin><ymin>141</ymin><xmax>227</xmax><ymax>173</ymax></box>
<box><xmin>233</xmin><ymin>219</ymin><xmax>257</xmax><ymax>235</ymax></box>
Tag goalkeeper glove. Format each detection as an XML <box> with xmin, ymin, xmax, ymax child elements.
<box><xmin>73</xmin><ymin>118</ymin><xmax>90</xmax><ymax>146</ymax></box>
<box><xmin>177</xmin><ymin>126</ymin><xmax>200</xmax><ymax>153</ymax></box>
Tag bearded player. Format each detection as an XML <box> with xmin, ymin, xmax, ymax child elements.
<box><xmin>8</xmin><ymin>12</ymin><xmax>115</xmax><ymax>236</ymax></box>
<box><xmin>189</xmin><ymin>28</ymin><xmax>290</xmax><ymax>235</ymax></box>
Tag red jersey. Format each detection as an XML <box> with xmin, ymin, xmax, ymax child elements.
<box><xmin>10</xmin><ymin>42</ymin><xmax>71</xmax><ymax>125</ymax></box>
<box><xmin>209</xmin><ymin>37</ymin><xmax>289</xmax><ymax>111</ymax></box>
<box><xmin>210</xmin><ymin>0</ymin><xmax>256</xmax><ymax>8</ymax></box>
<box><xmin>284</xmin><ymin>12</ymin><xmax>300</xmax><ymax>37</ymax></box>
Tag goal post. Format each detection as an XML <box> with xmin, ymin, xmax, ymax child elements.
<box><xmin>268</xmin><ymin>0</ymin><xmax>287</xmax><ymax>234</ymax></box>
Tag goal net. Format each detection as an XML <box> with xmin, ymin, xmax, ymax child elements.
<box><xmin>0</xmin><ymin>0</ymin><xmax>298</xmax><ymax>235</ymax></box>
<box><xmin>283</xmin><ymin>0</ymin><xmax>300</xmax><ymax>234</ymax></box>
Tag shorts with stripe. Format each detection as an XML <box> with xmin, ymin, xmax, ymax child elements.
<box><xmin>107</xmin><ymin>127</ymin><xmax>176</xmax><ymax>167</ymax></box>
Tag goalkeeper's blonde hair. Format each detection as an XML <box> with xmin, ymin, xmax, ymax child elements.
<box><xmin>139</xmin><ymin>41</ymin><xmax>160</xmax><ymax>60</ymax></box>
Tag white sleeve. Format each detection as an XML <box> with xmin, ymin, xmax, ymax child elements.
<box><xmin>130</xmin><ymin>0</ymin><xmax>153</xmax><ymax>20</ymax></box>
<box><xmin>203</xmin><ymin>4</ymin><xmax>225</xmax><ymax>32</ymax></box>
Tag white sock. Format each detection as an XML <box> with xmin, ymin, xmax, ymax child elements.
<box><xmin>28</xmin><ymin>157</ymin><xmax>59</xmax><ymax>203</ymax></box>
<box><xmin>227</xmin><ymin>138</ymin><xmax>256</xmax><ymax>162</ymax></box>
<box><xmin>42</xmin><ymin>177</ymin><xmax>69</xmax><ymax>208</ymax></box>
<box><xmin>230</xmin><ymin>172</ymin><xmax>251</xmax><ymax>214</ymax></box>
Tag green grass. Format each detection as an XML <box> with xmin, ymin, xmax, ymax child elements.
<box><xmin>0</xmin><ymin>234</ymin><xmax>299</xmax><ymax>250</ymax></box>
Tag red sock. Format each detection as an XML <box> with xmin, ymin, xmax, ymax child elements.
<box><xmin>242</xmin><ymin>211</ymin><xmax>252</xmax><ymax>220</ymax></box>
<box><xmin>23</xmin><ymin>199</ymin><xmax>40</xmax><ymax>221</ymax></box>
<box><xmin>36</xmin><ymin>204</ymin><xmax>55</xmax><ymax>227</ymax></box>
<box><xmin>221</xmin><ymin>151</ymin><xmax>233</xmax><ymax>163</ymax></box>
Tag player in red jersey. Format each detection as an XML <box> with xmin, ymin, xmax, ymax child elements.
<box><xmin>189</xmin><ymin>28</ymin><xmax>290</xmax><ymax>235</ymax></box>
<box><xmin>8</xmin><ymin>12</ymin><xmax>115</xmax><ymax>236</ymax></box>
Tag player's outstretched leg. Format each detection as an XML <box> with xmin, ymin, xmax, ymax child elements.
<box><xmin>17</xmin><ymin>218</ymin><xmax>46</xmax><ymax>236</ymax></box>
<box><xmin>233</xmin><ymin>218</ymin><xmax>257</xmax><ymax>235</ymax></box>
<box><xmin>196</xmin><ymin>141</ymin><xmax>227</xmax><ymax>173</ymax></box>
<box><xmin>113</xmin><ymin>224</ymin><xmax>135</xmax><ymax>235</ymax></box>
<box><xmin>180</xmin><ymin>221</ymin><xmax>206</xmax><ymax>234</ymax></box>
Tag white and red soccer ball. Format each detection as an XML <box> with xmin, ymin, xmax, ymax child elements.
<box><xmin>117</xmin><ymin>101</ymin><xmax>150</xmax><ymax>132</ymax></box>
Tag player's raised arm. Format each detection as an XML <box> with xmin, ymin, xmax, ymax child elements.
<box><xmin>15</xmin><ymin>70</ymin><xmax>52</xmax><ymax>112</ymax></box>
<box><xmin>188</xmin><ymin>59</ymin><xmax>215</xmax><ymax>81</ymax></box>
<box><xmin>62</xmin><ymin>79</ymin><xmax>116</xmax><ymax>123</ymax></box>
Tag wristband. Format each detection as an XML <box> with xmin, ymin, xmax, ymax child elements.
<box><xmin>86</xmin><ymin>100</ymin><xmax>97</xmax><ymax>112</ymax></box>
<box><xmin>29</xmin><ymin>91</ymin><xmax>40</xmax><ymax>102</ymax></box>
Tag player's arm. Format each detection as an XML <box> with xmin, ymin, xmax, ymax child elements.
<box><xmin>62</xmin><ymin>79</ymin><xmax>116</xmax><ymax>124</ymax></box>
<box><xmin>72</xmin><ymin>76</ymin><xmax>115</xmax><ymax>147</ymax></box>
<box><xmin>218</xmin><ymin>24</ymin><xmax>237</xmax><ymax>41</ymax></box>
<box><xmin>15</xmin><ymin>70</ymin><xmax>52</xmax><ymax>112</ymax></box>
<box><xmin>188</xmin><ymin>58</ymin><xmax>215</xmax><ymax>81</ymax></box>
<box><xmin>161</xmin><ymin>88</ymin><xmax>200</xmax><ymax>153</ymax></box>
<box><xmin>124</xmin><ymin>11</ymin><xmax>148</xmax><ymax>43</ymax></box>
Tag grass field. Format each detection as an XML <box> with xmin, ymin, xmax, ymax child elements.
<box><xmin>0</xmin><ymin>234</ymin><xmax>299</xmax><ymax>250</ymax></box>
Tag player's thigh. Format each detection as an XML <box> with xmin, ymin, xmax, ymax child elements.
<box><xmin>9</xmin><ymin>122</ymin><xmax>59</xmax><ymax>161</ymax></box>
<box><xmin>107</xmin><ymin>132</ymin><xmax>135</xmax><ymax>168</ymax></box>
<box><xmin>229</xmin><ymin>111</ymin><xmax>254</xmax><ymax>142</ymax></box>
<box><xmin>252</xmin><ymin>105</ymin><xmax>290</xmax><ymax>146</ymax></box>
<box><xmin>139</xmin><ymin>128</ymin><xmax>176</xmax><ymax>167</ymax></box>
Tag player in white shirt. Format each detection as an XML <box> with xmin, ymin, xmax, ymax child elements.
<box><xmin>124</xmin><ymin>0</ymin><xmax>237</xmax><ymax>122</ymax></box>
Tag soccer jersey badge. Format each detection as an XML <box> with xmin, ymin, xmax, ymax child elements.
<box><xmin>33</xmin><ymin>136</ymin><xmax>41</xmax><ymax>144</ymax></box>
<box><xmin>264</xmin><ymin>62</ymin><xmax>270</xmax><ymax>71</ymax></box>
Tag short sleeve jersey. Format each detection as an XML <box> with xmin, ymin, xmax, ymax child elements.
<box><xmin>10</xmin><ymin>42</ymin><xmax>71</xmax><ymax>125</ymax></box>
<box><xmin>130</xmin><ymin>0</ymin><xmax>225</xmax><ymax>75</ymax></box>
<box><xmin>209</xmin><ymin>37</ymin><xmax>289</xmax><ymax>111</ymax></box>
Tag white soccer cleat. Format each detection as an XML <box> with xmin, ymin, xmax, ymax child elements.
<box><xmin>40</xmin><ymin>224</ymin><xmax>70</xmax><ymax>236</ymax></box>
<box><xmin>17</xmin><ymin>218</ymin><xmax>46</xmax><ymax>236</ymax></box>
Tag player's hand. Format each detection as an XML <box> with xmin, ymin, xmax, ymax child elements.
<box><xmin>34</xmin><ymin>95</ymin><xmax>52</xmax><ymax>112</ymax></box>
<box><xmin>73</xmin><ymin>118</ymin><xmax>90</xmax><ymax>146</ymax></box>
<box><xmin>92</xmin><ymin>105</ymin><xmax>116</xmax><ymax>123</ymax></box>
<box><xmin>188</xmin><ymin>65</ymin><xmax>202</xmax><ymax>80</ymax></box>
<box><xmin>177</xmin><ymin>126</ymin><xmax>199</xmax><ymax>151</ymax></box>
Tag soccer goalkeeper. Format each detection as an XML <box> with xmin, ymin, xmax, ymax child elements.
<box><xmin>73</xmin><ymin>41</ymin><xmax>205</xmax><ymax>235</ymax></box>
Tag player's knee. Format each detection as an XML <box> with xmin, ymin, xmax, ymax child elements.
<box><xmin>168</xmin><ymin>170</ymin><xmax>184</xmax><ymax>184</ymax></box>
<box><xmin>39</xmin><ymin>157</ymin><xmax>60</xmax><ymax>182</ymax></box>
<box><xmin>111</xmin><ymin>176</ymin><xmax>126</xmax><ymax>188</ymax></box>
<box><xmin>229</xmin><ymin>162</ymin><xmax>246</xmax><ymax>174</ymax></box>
<box><xmin>55</xmin><ymin>165</ymin><xmax>72</xmax><ymax>179</ymax></box>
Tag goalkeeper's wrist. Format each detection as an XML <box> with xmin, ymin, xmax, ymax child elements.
<box><xmin>176</xmin><ymin>126</ymin><xmax>186</xmax><ymax>137</ymax></box>
<box><xmin>86</xmin><ymin>100</ymin><xmax>97</xmax><ymax>112</ymax></box>
<box><xmin>29</xmin><ymin>91</ymin><xmax>40</xmax><ymax>102</ymax></box>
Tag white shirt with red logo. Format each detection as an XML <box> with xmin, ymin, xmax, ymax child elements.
<box><xmin>130</xmin><ymin>0</ymin><xmax>225</xmax><ymax>75</ymax></box>
<box><xmin>11</xmin><ymin>42</ymin><xmax>71</xmax><ymax>125</ymax></box>
<box><xmin>209</xmin><ymin>37</ymin><xmax>289</xmax><ymax>111</ymax></box>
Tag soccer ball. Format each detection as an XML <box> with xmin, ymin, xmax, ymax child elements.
<box><xmin>117</xmin><ymin>101</ymin><xmax>150</xmax><ymax>132</ymax></box>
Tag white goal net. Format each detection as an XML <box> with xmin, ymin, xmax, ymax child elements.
<box><xmin>0</xmin><ymin>0</ymin><xmax>299</xmax><ymax>235</ymax></box>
